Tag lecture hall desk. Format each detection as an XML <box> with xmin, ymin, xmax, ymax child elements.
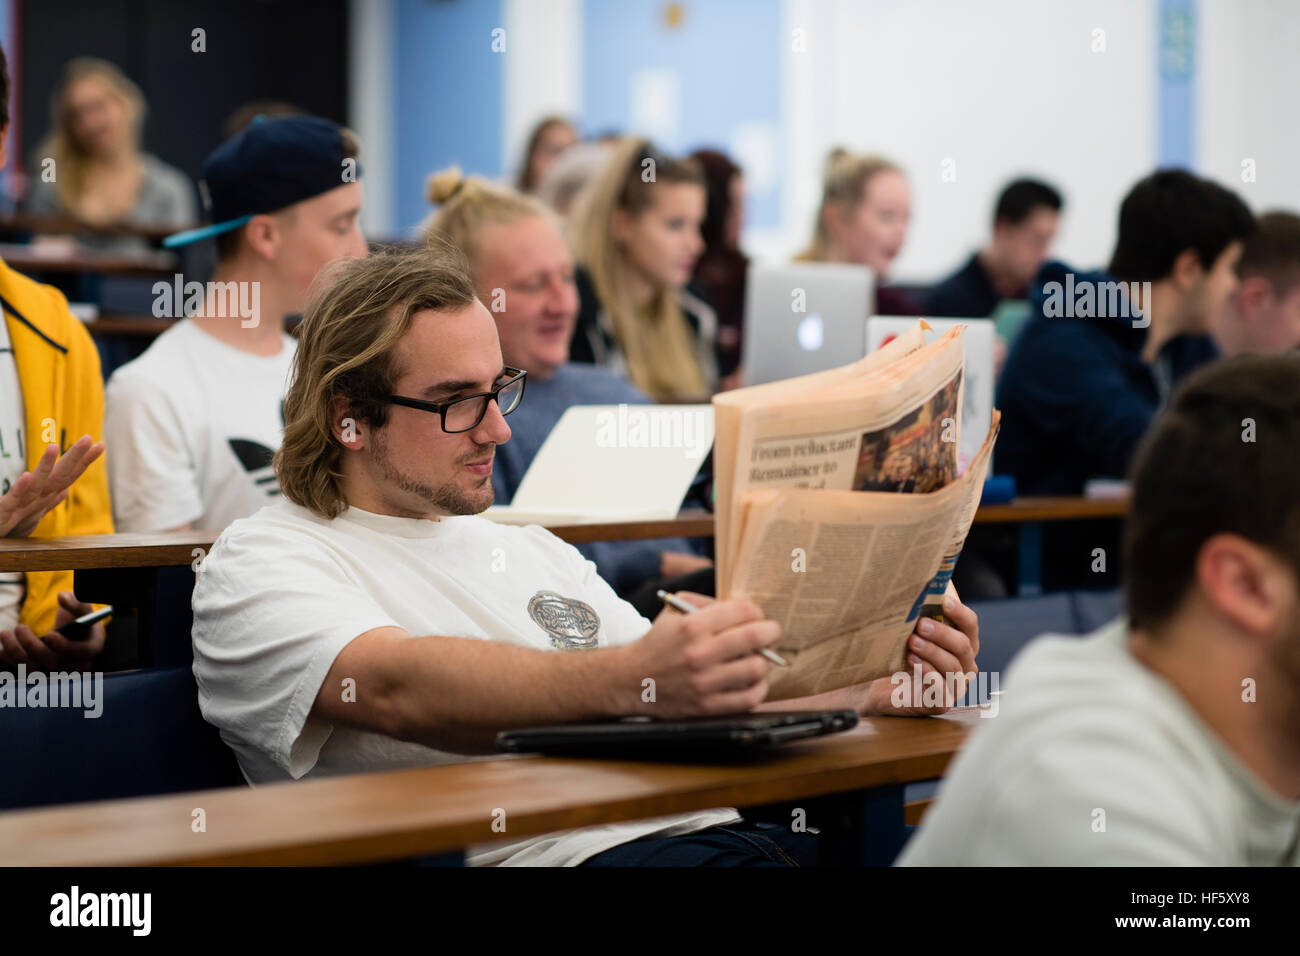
<box><xmin>0</xmin><ymin>707</ymin><xmax>982</xmax><ymax>866</ymax></box>
<box><xmin>0</xmin><ymin>498</ymin><xmax>1125</xmax><ymax>572</ymax></box>
<box><xmin>0</xmin><ymin>496</ymin><xmax>1124</xmax><ymax>662</ymax></box>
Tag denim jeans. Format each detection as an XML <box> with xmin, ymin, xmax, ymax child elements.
<box><xmin>579</xmin><ymin>820</ymin><xmax>821</xmax><ymax>867</ymax></box>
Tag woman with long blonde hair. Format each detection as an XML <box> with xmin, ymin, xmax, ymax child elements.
<box><xmin>568</xmin><ymin>137</ymin><xmax>717</xmax><ymax>401</ymax></box>
<box><xmin>25</xmin><ymin>57</ymin><xmax>195</xmax><ymax>234</ymax></box>
<box><xmin>797</xmin><ymin>149</ymin><xmax>920</xmax><ymax>314</ymax></box>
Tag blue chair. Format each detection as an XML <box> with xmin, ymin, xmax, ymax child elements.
<box><xmin>965</xmin><ymin>592</ymin><xmax>1077</xmax><ymax>677</ymax></box>
<box><xmin>0</xmin><ymin>665</ymin><xmax>243</xmax><ymax>811</ymax></box>
<box><xmin>1071</xmin><ymin>589</ymin><xmax>1124</xmax><ymax>633</ymax></box>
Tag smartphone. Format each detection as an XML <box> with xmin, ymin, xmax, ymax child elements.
<box><xmin>57</xmin><ymin>605</ymin><xmax>113</xmax><ymax>642</ymax></box>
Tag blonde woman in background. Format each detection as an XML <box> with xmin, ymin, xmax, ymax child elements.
<box><xmin>25</xmin><ymin>58</ymin><xmax>195</xmax><ymax>238</ymax></box>
<box><xmin>797</xmin><ymin>149</ymin><xmax>920</xmax><ymax>315</ymax></box>
<box><xmin>568</xmin><ymin>137</ymin><xmax>717</xmax><ymax>402</ymax></box>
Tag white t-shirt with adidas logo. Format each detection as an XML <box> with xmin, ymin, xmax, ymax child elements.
<box><xmin>104</xmin><ymin>320</ymin><xmax>295</xmax><ymax>531</ymax></box>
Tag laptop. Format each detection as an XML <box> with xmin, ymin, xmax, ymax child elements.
<box><xmin>496</xmin><ymin>710</ymin><xmax>859</xmax><ymax>759</ymax></box>
<box><xmin>866</xmin><ymin>315</ymin><xmax>996</xmax><ymax>473</ymax></box>
<box><xmin>741</xmin><ymin>262</ymin><xmax>874</xmax><ymax>385</ymax></box>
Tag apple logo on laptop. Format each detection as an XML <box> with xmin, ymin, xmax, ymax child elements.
<box><xmin>797</xmin><ymin>313</ymin><xmax>824</xmax><ymax>352</ymax></box>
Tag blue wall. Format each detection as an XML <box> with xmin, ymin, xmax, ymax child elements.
<box><xmin>1157</xmin><ymin>0</ymin><xmax>1196</xmax><ymax>168</ymax></box>
<box><xmin>392</xmin><ymin>0</ymin><xmax>504</xmax><ymax>233</ymax></box>
<box><xmin>581</xmin><ymin>0</ymin><xmax>782</xmax><ymax>228</ymax></box>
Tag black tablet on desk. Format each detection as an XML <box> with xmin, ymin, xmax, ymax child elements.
<box><xmin>496</xmin><ymin>710</ymin><xmax>858</xmax><ymax>759</ymax></box>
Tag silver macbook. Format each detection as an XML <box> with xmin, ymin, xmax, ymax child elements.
<box><xmin>741</xmin><ymin>262</ymin><xmax>874</xmax><ymax>385</ymax></box>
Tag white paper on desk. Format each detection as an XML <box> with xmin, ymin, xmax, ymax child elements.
<box><xmin>484</xmin><ymin>404</ymin><xmax>714</xmax><ymax>525</ymax></box>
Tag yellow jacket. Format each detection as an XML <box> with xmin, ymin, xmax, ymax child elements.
<box><xmin>0</xmin><ymin>257</ymin><xmax>114</xmax><ymax>634</ymax></box>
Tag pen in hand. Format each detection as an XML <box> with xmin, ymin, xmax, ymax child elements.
<box><xmin>656</xmin><ymin>589</ymin><xmax>789</xmax><ymax>667</ymax></box>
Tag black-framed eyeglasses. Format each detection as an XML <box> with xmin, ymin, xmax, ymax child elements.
<box><xmin>386</xmin><ymin>366</ymin><xmax>527</xmax><ymax>434</ymax></box>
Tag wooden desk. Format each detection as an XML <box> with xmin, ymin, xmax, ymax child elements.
<box><xmin>0</xmin><ymin>213</ymin><xmax>179</xmax><ymax>243</ymax></box>
<box><xmin>0</xmin><ymin>242</ymin><xmax>177</xmax><ymax>276</ymax></box>
<box><xmin>541</xmin><ymin>510</ymin><xmax>715</xmax><ymax>543</ymax></box>
<box><xmin>0</xmin><ymin>708</ymin><xmax>979</xmax><ymax>866</ymax></box>
<box><xmin>0</xmin><ymin>499</ymin><xmax>1127</xmax><ymax>574</ymax></box>
<box><xmin>0</xmin><ymin>531</ymin><xmax>216</xmax><ymax>572</ymax></box>
<box><xmin>973</xmin><ymin>496</ymin><xmax>1128</xmax><ymax>524</ymax></box>
<box><xmin>0</xmin><ymin>514</ymin><xmax>716</xmax><ymax>573</ymax></box>
<box><xmin>83</xmin><ymin>314</ymin><xmax>176</xmax><ymax>338</ymax></box>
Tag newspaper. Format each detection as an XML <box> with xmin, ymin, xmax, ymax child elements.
<box><xmin>711</xmin><ymin>321</ymin><xmax>1001</xmax><ymax>699</ymax></box>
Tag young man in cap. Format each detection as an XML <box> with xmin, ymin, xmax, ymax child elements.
<box><xmin>104</xmin><ymin>115</ymin><xmax>367</xmax><ymax>532</ymax></box>
<box><xmin>0</xmin><ymin>40</ymin><xmax>113</xmax><ymax>671</ymax></box>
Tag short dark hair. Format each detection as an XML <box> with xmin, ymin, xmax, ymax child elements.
<box><xmin>1124</xmin><ymin>353</ymin><xmax>1300</xmax><ymax>631</ymax></box>
<box><xmin>993</xmin><ymin>178</ymin><xmax>1062</xmax><ymax>227</ymax></box>
<box><xmin>0</xmin><ymin>41</ymin><xmax>9</xmax><ymax>131</ymax></box>
<box><xmin>1237</xmin><ymin>210</ymin><xmax>1300</xmax><ymax>298</ymax></box>
<box><xmin>1108</xmin><ymin>169</ymin><xmax>1255</xmax><ymax>283</ymax></box>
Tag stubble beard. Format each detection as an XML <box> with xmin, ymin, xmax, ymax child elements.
<box><xmin>369</xmin><ymin>428</ymin><xmax>495</xmax><ymax>517</ymax></box>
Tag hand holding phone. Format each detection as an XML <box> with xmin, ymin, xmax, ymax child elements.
<box><xmin>56</xmin><ymin>605</ymin><xmax>113</xmax><ymax>642</ymax></box>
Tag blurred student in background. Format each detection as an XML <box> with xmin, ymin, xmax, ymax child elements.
<box><xmin>690</xmin><ymin>148</ymin><xmax>749</xmax><ymax>389</ymax></box>
<box><xmin>25</xmin><ymin>58</ymin><xmax>195</xmax><ymax>243</ymax></box>
<box><xmin>424</xmin><ymin>169</ymin><xmax>710</xmax><ymax>606</ymax></box>
<box><xmin>516</xmin><ymin>116</ymin><xmax>579</xmax><ymax>195</ymax></box>
<box><xmin>796</xmin><ymin>149</ymin><xmax>918</xmax><ymax>315</ymax></box>
<box><xmin>1212</xmin><ymin>211</ymin><xmax>1300</xmax><ymax>357</ymax></box>
<box><xmin>0</xmin><ymin>41</ymin><xmax>112</xmax><ymax>672</ymax></box>
<box><xmin>534</xmin><ymin>140</ymin><xmax>614</xmax><ymax>220</ymax></box>
<box><xmin>926</xmin><ymin>177</ymin><xmax>1063</xmax><ymax>319</ymax></box>
<box><xmin>569</xmin><ymin>137</ymin><xmax>717</xmax><ymax>402</ymax></box>
<box><xmin>996</xmin><ymin>169</ymin><xmax>1253</xmax><ymax>591</ymax></box>
<box><xmin>105</xmin><ymin>116</ymin><xmax>367</xmax><ymax>533</ymax></box>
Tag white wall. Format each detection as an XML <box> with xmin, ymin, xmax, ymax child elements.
<box><xmin>755</xmin><ymin>0</ymin><xmax>1160</xmax><ymax>280</ymax></box>
<box><xmin>353</xmin><ymin>0</ymin><xmax>1300</xmax><ymax>271</ymax></box>
<box><xmin>349</xmin><ymin>0</ymin><xmax>395</xmax><ymax>238</ymax></box>
<box><xmin>1198</xmin><ymin>0</ymin><xmax>1300</xmax><ymax>215</ymax></box>
<box><xmin>502</xmin><ymin>0</ymin><xmax>583</xmax><ymax>181</ymax></box>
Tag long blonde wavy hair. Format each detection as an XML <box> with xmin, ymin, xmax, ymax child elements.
<box><xmin>37</xmin><ymin>58</ymin><xmax>147</xmax><ymax>212</ymax></box>
<box><xmin>569</xmin><ymin>137</ymin><xmax>708</xmax><ymax>401</ymax></box>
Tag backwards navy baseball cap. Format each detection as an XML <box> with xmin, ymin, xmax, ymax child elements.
<box><xmin>163</xmin><ymin>114</ymin><xmax>361</xmax><ymax>248</ymax></box>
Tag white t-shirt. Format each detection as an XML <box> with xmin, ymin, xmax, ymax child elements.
<box><xmin>104</xmin><ymin>321</ymin><xmax>296</xmax><ymax>531</ymax></box>
<box><xmin>190</xmin><ymin>498</ymin><xmax>739</xmax><ymax>866</ymax></box>
<box><xmin>898</xmin><ymin>619</ymin><xmax>1300</xmax><ymax>865</ymax></box>
<box><xmin>0</xmin><ymin>320</ymin><xmax>25</xmax><ymax>629</ymax></box>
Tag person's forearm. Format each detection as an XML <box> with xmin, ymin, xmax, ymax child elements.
<box><xmin>377</xmin><ymin>633</ymin><xmax>638</xmax><ymax>754</ymax></box>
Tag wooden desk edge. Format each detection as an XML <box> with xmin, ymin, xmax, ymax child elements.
<box><xmin>0</xmin><ymin>713</ymin><xmax>977</xmax><ymax>866</ymax></box>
